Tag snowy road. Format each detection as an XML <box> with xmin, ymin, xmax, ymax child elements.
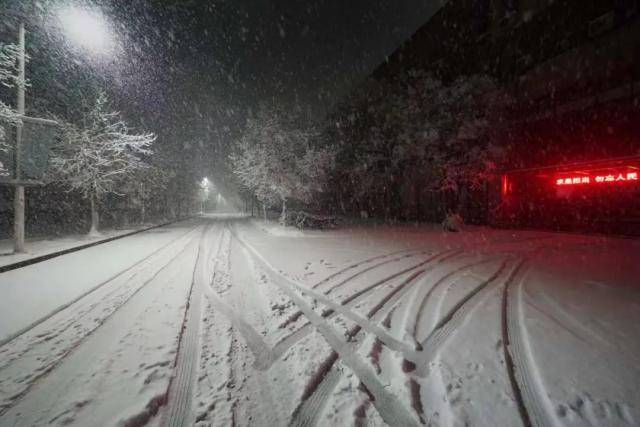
<box><xmin>0</xmin><ymin>216</ymin><xmax>639</xmax><ymax>426</ymax></box>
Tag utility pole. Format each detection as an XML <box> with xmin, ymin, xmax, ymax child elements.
<box><xmin>14</xmin><ymin>23</ymin><xmax>26</xmax><ymax>253</ymax></box>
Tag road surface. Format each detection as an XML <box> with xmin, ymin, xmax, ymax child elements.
<box><xmin>0</xmin><ymin>215</ymin><xmax>638</xmax><ymax>426</ymax></box>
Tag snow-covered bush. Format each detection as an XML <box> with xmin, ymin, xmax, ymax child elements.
<box><xmin>442</xmin><ymin>211</ymin><xmax>464</xmax><ymax>232</ymax></box>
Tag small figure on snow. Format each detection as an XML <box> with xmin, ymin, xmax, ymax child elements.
<box><xmin>442</xmin><ymin>211</ymin><xmax>464</xmax><ymax>232</ymax></box>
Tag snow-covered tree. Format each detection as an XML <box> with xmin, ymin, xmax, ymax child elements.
<box><xmin>121</xmin><ymin>163</ymin><xmax>173</xmax><ymax>224</ymax></box>
<box><xmin>50</xmin><ymin>91</ymin><xmax>155</xmax><ymax>235</ymax></box>
<box><xmin>331</xmin><ymin>69</ymin><xmax>506</xmax><ymax>218</ymax></box>
<box><xmin>0</xmin><ymin>43</ymin><xmax>23</xmax><ymax>176</ymax></box>
<box><xmin>408</xmin><ymin>71</ymin><xmax>503</xmax><ymax>193</ymax></box>
<box><xmin>231</xmin><ymin>105</ymin><xmax>334</xmax><ymax>222</ymax></box>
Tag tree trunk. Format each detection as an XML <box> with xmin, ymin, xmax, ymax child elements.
<box><xmin>263</xmin><ymin>204</ymin><xmax>267</xmax><ymax>221</ymax></box>
<box><xmin>140</xmin><ymin>201</ymin><xmax>146</xmax><ymax>224</ymax></box>
<box><xmin>122</xmin><ymin>196</ymin><xmax>130</xmax><ymax>228</ymax></box>
<box><xmin>414</xmin><ymin>184</ymin><xmax>421</xmax><ymax>221</ymax></box>
<box><xmin>89</xmin><ymin>192</ymin><xmax>100</xmax><ymax>236</ymax></box>
<box><xmin>441</xmin><ymin>190</ymin><xmax>449</xmax><ymax>221</ymax></box>
<box><xmin>456</xmin><ymin>183</ymin><xmax>467</xmax><ymax>218</ymax></box>
<box><xmin>13</xmin><ymin>185</ymin><xmax>25</xmax><ymax>253</ymax></box>
<box><xmin>279</xmin><ymin>198</ymin><xmax>287</xmax><ymax>226</ymax></box>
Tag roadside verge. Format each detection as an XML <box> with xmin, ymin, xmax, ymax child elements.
<box><xmin>0</xmin><ymin>218</ymin><xmax>191</xmax><ymax>274</ymax></box>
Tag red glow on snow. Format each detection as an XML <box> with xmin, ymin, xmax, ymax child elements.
<box><xmin>556</xmin><ymin>171</ymin><xmax>638</xmax><ymax>186</ymax></box>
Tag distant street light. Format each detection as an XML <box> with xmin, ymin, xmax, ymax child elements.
<box><xmin>58</xmin><ymin>6</ymin><xmax>114</xmax><ymax>54</ymax></box>
<box><xmin>200</xmin><ymin>178</ymin><xmax>210</xmax><ymax>213</ymax></box>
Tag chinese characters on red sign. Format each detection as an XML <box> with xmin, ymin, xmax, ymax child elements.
<box><xmin>556</xmin><ymin>171</ymin><xmax>638</xmax><ymax>186</ymax></box>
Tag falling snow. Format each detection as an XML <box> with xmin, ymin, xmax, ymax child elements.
<box><xmin>0</xmin><ymin>1</ymin><xmax>639</xmax><ymax>426</ymax></box>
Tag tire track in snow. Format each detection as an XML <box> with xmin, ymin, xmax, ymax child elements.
<box><xmin>408</xmin><ymin>239</ymin><xmax>554</xmax><ymax>368</ymax></box>
<box><xmin>290</xmin><ymin>360</ymin><xmax>341</xmax><ymax>427</ymax></box>
<box><xmin>163</xmin><ymin>222</ymin><xmax>219</xmax><ymax>427</ymax></box>
<box><xmin>210</xmin><ymin>227</ymin><xmax>233</xmax><ymax>294</ymax></box>
<box><xmin>197</xmin><ymin>223</ymin><xmax>283</xmax><ymax>424</ymax></box>
<box><xmin>0</xmin><ymin>225</ymin><xmax>205</xmax><ymax>417</ymax></box>
<box><xmin>398</xmin><ymin>257</ymin><xmax>507</xmax><ymax>424</ymax></box>
<box><xmin>206</xmin><ymin>240</ymin><xmax>453</xmax><ymax>371</ymax></box>
<box><xmin>182</xmin><ymin>223</ymin><xmax>290</xmax><ymax>372</ymax></box>
<box><xmin>228</xmin><ymin>228</ymin><xmax>554</xmax><ymax>425</ymax></box>
<box><xmin>389</xmin><ymin>257</ymin><xmax>507</xmax><ymax>423</ymax></box>
<box><xmin>311</xmin><ymin>247</ymin><xmax>432</xmax><ymax>290</ymax></box>
<box><xmin>415</xmin><ymin>257</ymin><xmax>509</xmax><ymax>344</ymax></box>
<box><xmin>277</xmin><ymin>280</ymin><xmax>419</xmax><ymax>426</ymax></box>
<box><xmin>270</xmin><ymin>249</ymin><xmax>458</xmax><ymax>369</ymax></box>
<box><xmin>413</xmin><ymin>258</ymin><xmax>514</xmax><ymax>376</ymax></box>
<box><xmin>202</xmin><ymin>288</ymin><xmax>274</xmax><ymax>370</ymax></box>
<box><xmin>333</xmin><ymin>249</ymin><xmax>462</xmax><ymax>311</ymax></box>
<box><xmin>321</xmin><ymin>249</ymin><xmax>431</xmax><ymax>294</ymax></box>
<box><xmin>231</xmin><ymin>230</ymin><xmax>421</xmax><ymax>426</ymax></box>
<box><xmin>193</xmin><ymin>293</ymin><xmax>237</xmax><ymax>426</ymax></box>
<box><xmin>288</xmin><ymin>268</ymin><xmax>432</xmax><ymax>427</ymax></box>
<box><xmin>289</xmin><ymin>266</ymin><xmax>433</xmax><ymax>426</ymax></box>
<box><xmin>0</xmin><ymin>223</ymin><xmax>201</xmax><ymax>350</ymax></box>
<box><xmin>285</xmin><ymin>253</ymin><xmax>459</xmax><ymax>355</ymax></box>
<box><xmin>0</xmin><ymin>226</ymin><xmax>202</xmax><ymax>373</ymax></box>
<box><xmin>229</xmin><ymin>230</ymin><xmax>460</xmax><ymax>424</ymax></box>
<box><xmin>502</xmin><ymin>259</ymin><xmax>558</xmax><ymax>427</ymax></box>
<box><xmin>202</xmin><ymin>224</ymin><xmax>274</xmax><ymax>371</ymax></box>
<box><xmin>400</xmin><ymin>255</ymin><xmax>497</xmax><ymax>346</ymax></box>
<box><xmin>279</xmin><ymin>248</ymin><xmax>432</xmax><ymax>329</ymax></box>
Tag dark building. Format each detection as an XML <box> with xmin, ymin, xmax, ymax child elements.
<box><xmin>354</xmin><ymin>0</ymin><xmax>640</xmax><ymax>234</ymax></box>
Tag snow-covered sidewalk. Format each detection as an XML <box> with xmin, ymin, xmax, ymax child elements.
<box><xmin>0</xmin><ymin>220</ymin><xmax>208</xmax><ymax>426</ymax></box>
<box><xmin>0</xmin><ymin>219</ymin><xmax>201</xmax><ymax>344</ymax></box>
<box><xmin>0</xmin><ymin>221</ymin><xmax>175</xmax><ymax>269</ymax></box>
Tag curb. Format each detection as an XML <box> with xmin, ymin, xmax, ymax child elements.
<box><xmin>0</xmin><ymin>218</ymin><xmax>192</xmax><ymax>274</ymax></box>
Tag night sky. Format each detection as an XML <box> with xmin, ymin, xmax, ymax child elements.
<box><xmin>118</xmin><ymin>0</ymin><xmax>444</xmax><ymax>113</ymax></box>
<box><xmin>108</xmin><ymin>1</ymin><xmax>445</xmax><ymax>169</ymax></box>
<box><xmin>2</xmin><ymin>0</ymin><xmax>446</xmax><ymax>180</ymax></box>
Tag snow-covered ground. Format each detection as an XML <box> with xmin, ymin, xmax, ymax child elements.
<box><xmin>0</xmin><ymin>222</ymin><xmax>172</xmax><ymax>269</ymax></box>
<box><xmin>0</xmin><ymin>216</ymin><xmax>638</xmax><ymax>426</ymax></box>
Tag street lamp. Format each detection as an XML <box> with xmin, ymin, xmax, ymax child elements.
<box><xmin>200</xmin><ymin>178</ymin><xmax>210</xmax><ymax>213</ymax></box>
<box><xmin>58</xmin><ymin>6</ymin><xmax>114</xmax><ymax>55</ymax></box>
<box><xmin>8</xmin><ymin>6</ymin><xmax>116</xmax><ymax>253</ymax></box>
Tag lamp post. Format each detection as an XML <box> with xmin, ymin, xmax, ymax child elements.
<box><xmin>10</xmin><ymin>7</ymin><xmax>114</xmax><ymax>253</ymax></box>
<box><xmin>13</xmin><ymin>23</ymin><xmax>26</xmax><ymax>253</ymax></box>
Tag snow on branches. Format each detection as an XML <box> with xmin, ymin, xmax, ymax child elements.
<box><xmin>230</xmin><ymin>104</ymin><xmax>334</xmax><ymax>221</ymax></box>
<box><xmin>331</xmin><ymin>69</ymin><xmax>506</xmax><ymax>214</ymax></box>
<box><xmin>121</xmin><ymin>163</ymin><xmax>174</xmax><ymax>223</ymax></box>
<box><xmin>0</xmin><ymin>43</ymin><xmax>22</xmax><ymax>90</ymax></box>
<box><xmin>0</xmin><ymin>43</ymin><xmax>23</xmax><ymax>156</ymax></box>
<box><xmin>50</xmin><ymin>91</ymin><xmax>156</xmax><ymax>233</ymax></box>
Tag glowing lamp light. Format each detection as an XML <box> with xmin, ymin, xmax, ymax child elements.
<box><xmin>59</xmin><ymin>7</ymin><xmax>114</xmax><ymax>54</ymax></box>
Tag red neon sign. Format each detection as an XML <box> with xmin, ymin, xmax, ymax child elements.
<box><xmin>556</xmin><ymin>171</ymin><xmax>638</xmax><ymax>186</ymax></box>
